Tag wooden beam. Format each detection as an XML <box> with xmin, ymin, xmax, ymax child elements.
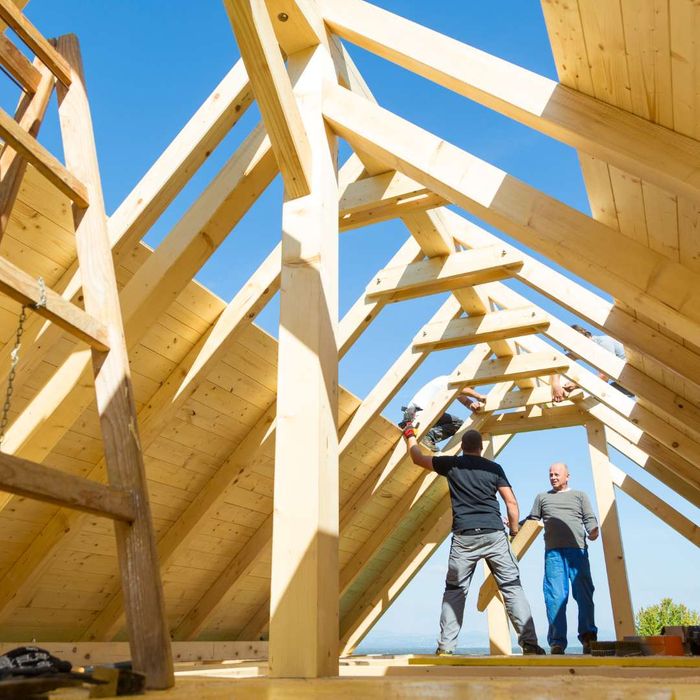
<box><xmin>482</xmin><ymin>386</ymin><xmax>583</xmax><ymax>412</ymax></box>
<box><xmin>476</xmin><ymin>519</ymin><xmax>543</xmax><ymax>611</ymax></box>
<box><xmin>269</xmin><ymin>44</ymin><xmax>338</xmax><ymax>678</ymax></box>
<box><xmin>366</xmin><ymin>246</ymin><xmax>523</xmax><ymax>302</ymax></box>
<box><xmin>321</xmin><ymin>84</ymin><xmax>700</xmax><ymax>345</ymax></box>
<box><xmin>0</xmin><ymin>104</ymin><xmax>88</xmax><ymax>207</ymax></box>
<box><xmin>0</xmin><ymin>0</ymin><xmax>71</xmax><ymax>85</ymax></box>
<box><xmin>585</xmin><ymin>421</ymin><xmax>635</xmax><ymax>641</ymax></box>
<box><xmin>0</xmin><ymin>256</ymin><xmax>110</xmax><ymax>350</ymax></box>
<box><xmin>0</xmin><ymin>32</ymin><xmax>40</xmax><ymax>91</ymax></box>
<box><xmin>265</xmin><ymin>0</ymin><xmax>328</xmax><ymax>55</ymax></box>
<box><xmin>319</xmin><ymin>0</ymin><xmax>700</xmax><ymax>204</ymax></box>
<box><xmin>55</xmin><ymin>34</ymin><xmax>173</xmax><ymax>689</ymax></box>
<box><xmin>447</xmin><ymin>210</ymin><xmax>700</xmax><ymax>395</ymax></box>
<box><xmin>484</xmin><ymin>574</ymin><xmax>512</xmax><ymax>656</ymax></box>
<box><xmin>0</xmin><ymin>58</ymin><xmax>54</xmax><ymax>241</ymax></box>
<box><xmin>0</xmin><ymin>452</ymin><xmax>134</xmax><ymax>521</ymax></box>
<box><xmin>480</xmin><ymin>404</ymin><xmax>587</xmax><ymax>434</ymax></box>
<box><xmin>414</xmin><ymin>307</ymin><xmax>549</xmax><ymax>352</ymax></box>
<box><xmin>610</xmin><ymin>465</ymin><xmax>700</xmax><ymax>549</ymax></box>
<box><xmin>449</xmin><ymin>350</ymin><xmax>569</xmax><ymax>387</ymax></box>
<box><xmin>225</xmin><ymin>0</ymin><xmax>312</xmax><ymax>199</ymax></box>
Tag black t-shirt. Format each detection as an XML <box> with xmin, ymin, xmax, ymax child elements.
<box><xmin>432</xmin><ymin>454</ymin><xmax>511</xmax><ymax>531</ymax></box>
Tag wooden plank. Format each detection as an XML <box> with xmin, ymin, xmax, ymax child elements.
<box><xmin>483</xmin><ymin>562</ymin><xmax>512</xmax><ymax>656</ymax></box>
<box><xmin>414</xmin><ymin>307</ymin><xmax>549</xmax><ymax>351</ymax></box>
<box><xmin>0</xmin><ymin>32</ymin><xmax>40</xmax><ymax>92</ymax></box>
<box><xmin>366</xmin><ymin>246</ymin><xmax>523</xmax><ymax>302</ymax></box>
<box><xmin>0</xmin><ymin>452</ymin><xmax>134</xmax><ymax>521</ymax></box>
<box><xmin>480</xmin><ymin>404</ymin><xmax>586</xmax><ymax>434</ymax></box>
<box><xmin>0</xmin><ymin>58</ymin><xmax>54</xmax><ymax>242</ymax></box>
<box><xmin>0</xmin><ymin>256</ymin><xmax>109</xmax><ymax>350</ymax></box>
<box><xmin>476</xmin><ymin>519</ymin><xmax>543</xmax><ymax>611</ymax></box>
<box><xmin>483</xmin><ymin>386</ymin><xmax>583</xmax><ymax>412</ymax></box>
<box><xmin>0</xmin><ymin>105</ymin><xmax>88</xmax><ymax>208</ymax></box>
<box><xmin>449</xmin><ymin>350</ymin><xmax>568</xmax><ymax>387</ymax></box>
<box><xmin>319</xmin><ymin>0</ymin><xmax>700</xmax><ymax>204</ymax></box>
<box><xmin>321</xmin><ymin>83</ymin><xmax>700</xmax><ymax>345</ymax></box>
<box><xmin>55</xmin><ymin>34</ymin><xmax>173</xmax><ymax>690</ymax></box>
<box><xmin>0</xmin><ymin>0</ymin><xmax>71</xmax><ymax>85</ymax></box>
<box><xmin>225</xmin><ymin>0</ymin><xmax>312</xmax><ymax>199</ymax></box>
<box><xmin>585</xmin><ymin>421</ymin><xmax>635</xmax><ymax>640</ymax></box>
<box><xmin>269</xmin><ymin>44</ymin><xmax>338</xmax><ymax>678</ymax></box>
<box><xmin>609</xmin><ymin>464</ymin><xmax>700</xmax><ymax>548</ymax></box>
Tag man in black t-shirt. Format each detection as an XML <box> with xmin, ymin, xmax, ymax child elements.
<box><xmin>403</xmin><ymin>424</ymin><xmax>545</xmax><ymax>656</ymax></box>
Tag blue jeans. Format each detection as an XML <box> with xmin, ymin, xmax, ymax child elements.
<box><xmin>543</xmin><ymin>548</ymin><xmax>597</xmax><ymax>649</ymax></box>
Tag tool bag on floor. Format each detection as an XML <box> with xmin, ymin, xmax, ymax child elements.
<box><xmin>0</xmin><ymin>646</ymin><xmax>72</xmax><ymax>678</ymax></box>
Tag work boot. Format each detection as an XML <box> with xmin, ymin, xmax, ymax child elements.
<box><xmin>522</xmin><ymin>643</ymin><xmax>547</xmax><ymax>655</ymax></box>
<box><xmin>550</xmin><ymin>645</ymin><xmax>565</xmax><ymax>655</ymax></box>
<box><xmin>435</xmin><ymin>648</ymin><xmax>453</xmax><ymax>657</ymax></box>
<box><xmin>421</xmin><ymin>436</ymin><xmax>440</xmax><ymax>453</ymax></box>
<box><xmin>581</xmin><ymin>632</ymin><xmax>597</xmax><ymax>654</ymax></box>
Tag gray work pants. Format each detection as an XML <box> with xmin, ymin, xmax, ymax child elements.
<box><xmin>438</xmin><ymin>530</ymin><xmax>539</xmax><ymax>652</ymax></box>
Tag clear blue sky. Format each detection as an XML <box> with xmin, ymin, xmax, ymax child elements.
<box><xmin>4</xmin><ymin>0</ymin><xmax>698</xmax><ymax>651</ymax></box>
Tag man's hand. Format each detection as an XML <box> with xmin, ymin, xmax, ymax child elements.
<box><xmin>402</xmin><ymin>422</ymin><xmax>417</xmax><ymax>440</ymax></box>
<box><xmin>469</xmin><ymin>400</ymin><xmax>484</xmax><ymax>413</ymax></box>
<box><xmin>588</xmin><ymin>527</ymin><xmax>600</xmax><ymax>541</ymax></box>
<box><xmin>551</xmin><ymin>384</ymin><xmax>566</xmax><ymax>403</ymax></box>
<box><xmin>508</xmin><ymin>530</ymin><xmax>519</xmax><ymax>543</ymax></box>
<box><xmin>563</xmin><ymin>381</ymin><xmax>577</xmax><ymax>393</ymax></box>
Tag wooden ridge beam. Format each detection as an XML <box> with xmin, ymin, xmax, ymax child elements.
<box><xmin>477</xmin><ymin>519</ymin><xmax>543</xmax><ymax>611</ymax></box>
<box><xmin>446</xmin><ymin>210</ymin><xmax>700</xmax><ymax>395</ymax></box>
<box><xmin>0</xmin><ymin>0</ymin><xmax>71</xmax><ymax>85</ymax></box>
<box><xmin>0</xmin><ymin>57</ymin><xmax>54</xmax><ymax>241</ymax></box>
<box><xmin>0</xmin><ymin>452</ymin><xmax>135</xmax><ymax>522</ymax></box>
<box><xmin>0</xmin><ymin>104</ymin><xmax>88</xmax><ymax>207</ymax></box>
<box><xmin>319</xmin><ymin>0</ymin><xmax>700</xmax><ymax>204</ymax></box>
<box><xmin>0</xmin><ymin>32</ymin><xmax>40</xmax><ymax>92</ymax></box>
<box><xmin>480</xmin><ymin>404</ymin><xmax>587</xmax><ymax>434</ymax></box>
<box><xmin>321</xmin><ymin>83</ymin><xmax>700</xmax><ymax>345</ymax></box>
<box><xmin>366</xmin><ymin>245</ymin><xmax>523</xmax><ymax>302</ymax></box>
<box><xmin>610</xmin><ymin>465</ymin><xmax>700</xmax><ymax>549</ymax></box>
<box><xmin>449</xmin><ymin>349</ymin><xmax>569</xmax><ymax>387</ymax></box>
<box><xmin>225</xmin><ymin>0</ymin><xmax>312</xmax><ymax>199</ymax></box>
<box><xmin>414</xmin><ymin>307</ymin><xmax>549</xmax><ymax>351</ymax></box>
<box><xmin>0</xmin><ymin>256</ymin><xmax>110</xmax><ymax>350</ymax></box>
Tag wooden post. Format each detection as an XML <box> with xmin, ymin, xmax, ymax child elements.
<box><xmin>270</xmin><ymin>43</ymin><xmax>339</xmax><ymax>679</ymax></box>
<box><xmin>585</xmin><ymin>421</ymin><xmax>635</xmax><ymax>640</ymax></box>
<box><xmin>483</xmin><ymin>562</ymin><xmax>512</xmax><ymax>656</ymax></box>
<box><xmin>55</xmin><ymin>35</ymin><xmax>173</xmax><ymax>689</ymax></box>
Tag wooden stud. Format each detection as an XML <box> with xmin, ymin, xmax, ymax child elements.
<box><xmin>225</xmin><ymin>0</ymin><xmax>312</xmax><ymax>199</ymax></box>
<box><xmin>319</xmin><ymin>0</ymin><xmax>700</xmax><ymax>204</ymax></box>
<box><xmin>269</xmin><ymin>43</ymin><xmax>339</xmax><ymax>679</ymax></box>
<box><xmin>0</xmin><ymin>0</ymin><xmax>72</xmax><ymax>85</ymax></box>
<box><xmin>484</xmin><ymin>563</ymin><xmax>513</xmax><ymax>656</ymax></box>
<box><xmin>365</xmin><ymin>246</ymin><xmax>523</xmax><ymax>302</ymax></box>
<box><xmin>449</xmin><ymin>350</ymin><xmax>569</xmax><ymax>387</ymax></box>
<box><xmin>0</xmin><ymin>32</ymin><xmax>40</xmax><ymax>92</ymax></box>
<box><xmin>585</xmin><ymin>421</ymin><xmax>635</xmax><ymax>641</ymax></box>
<box><xmin>0</xmin><ymin>452</ymin><xmax>135</xmax><ymax>522</ymax></box>
<box><xmin>321</xmin><ymin>83</ymin><xmax>700</xmax><ymax>344</ymax></box>
<box><xmin>55</xmin><ymin>34</ymin><xmax>173</xmax><ymax>689</ymax></box>
<box><xmin>414</xmin><ymin>307</ymin><xmax>550</xmax><ymax>352</ymax></box>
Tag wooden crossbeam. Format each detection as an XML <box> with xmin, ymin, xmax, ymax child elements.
<box><xmin>480</xmin><ymin>404</ymin><xmax>587</xmax><ymax>434</ymax></box>
<box><xmin>414</xmin><ymin>307</ymin><xmax>549</xmax><ymax>351</ymax></box>
<box><xmin>0</xmin><ymin>0</ymin><xmax>71</xmax><ymax>85</ymax></box>
<box><xmin>482</xmin><ymin>386</ymin><xmax>583</xmax><ymax>412</ymax></box>
<box><xmin>339</xmin><ymin>170</ymin><xmax>446</xmax><ymax>231</ymax></box>
<box><xmin>0</xmin><ymin>256</ymin><xmax>110</xmax><ymax>350</ymax></box>
<box><xmin>0</xmin><ymin>452</ymin><xmax>134</xmax><ymax>521</ymax></box>
<box><xmin>0</xmin><ymin>104</ymin><xmax>88</xmax><ymax>207</ymax></box>
<box><xmin>366</xmin><ymin>246</ymin><xmax>522</xmax><ymax>302</ymax></box>
<box><xmin>322</xmin><ymin>83</ymin><xmax>700</xmax><ymax>345</ymax></box>
<box><xmin>319</xmin><ymin>0</ymin><xmax>700</xmax><ymax>204</ymax></box>
<box><xmin>0</xmin><ymin>57</ymin><xmax>54</xmax><ymax>241</ymax></box>
<box><xmin>449</xmin><ymin>350</ymin><xmax>568</xmax><ymax>387</ymax></box>
<box><xmin>0</xmin><ymin>32</ymin><xmax>40</xmax><ymax>91</ymax></box>
<box><xmin>476</xmin><ymin>519</ymin><xmax>543</xmax><ymax>611</ymax></box>
<box><xmin>225</xmin><ymin>0</ymin><xmax>312</xmax><ymax>199</ymax></box>
<box><xmin>610</xmin><ymin>465</ymin><xmax>700</xmax><ymax>549</ymax></box>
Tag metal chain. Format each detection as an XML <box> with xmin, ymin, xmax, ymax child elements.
<box><xmin>0</xmin><ymin>277</ymin><xmax>47</xmax><ymax>449</ymax></box>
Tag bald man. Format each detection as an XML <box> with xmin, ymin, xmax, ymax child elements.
<box><xmin>529</xmin><ymin>463</ymin><xmax>599</xmax><ymax>654</ymax></box>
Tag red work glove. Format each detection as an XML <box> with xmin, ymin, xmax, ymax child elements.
<box><xmin>402</xmin><ymin>422</ymin><xmax>417</xmax><ymax>440</ymax></box>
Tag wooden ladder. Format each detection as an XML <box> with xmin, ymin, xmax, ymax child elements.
<box><xmin>0</xmin><ymin>2</ymin><xmax>173</xmax><ymax>690</ymax></box>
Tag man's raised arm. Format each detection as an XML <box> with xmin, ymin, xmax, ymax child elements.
<box><xmin>403</xmin><ymin>423</ymin><xmax>434</xmax><ymax>471</ymax></box>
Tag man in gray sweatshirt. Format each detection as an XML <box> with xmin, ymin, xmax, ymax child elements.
<box><xmin>529</xmin><ymin>462</ymin><xmax>599</xmax><ymax>654</ymax></box>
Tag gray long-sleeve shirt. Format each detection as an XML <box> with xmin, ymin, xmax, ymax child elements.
<box><xmin>529</xmin><ymin>489</ymin><xmax>598</xmax><ymax>550</ymax></box>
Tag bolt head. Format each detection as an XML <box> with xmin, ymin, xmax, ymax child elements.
<box><xmin>278</xmin><ymin>12</ymin><xmax>289</xmax><ymax>21</ymax></box>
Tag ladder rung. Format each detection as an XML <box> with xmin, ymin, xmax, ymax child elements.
<box><xmin>0</xmin><ymin>106</ymin><xmax>88</xmax><ymax>208</ymax></box>
<box><xmin>0</xmin><ymin>32</ymin><xmax>41</xmax><ymax>93</ymax></box>
<box><xmin>0</xmin><ymin>0</ymin><xmax>72</xmax><ymax>87</ymax></box>
<box><xmin>0</xmin><ymin>451</ymin><xmax>135</xmax><ymax>522</ymax></box>
<box><xmin>0</xmin><ymin>256</ymin><xmax>110</xmax><ymax>351</ymax></box>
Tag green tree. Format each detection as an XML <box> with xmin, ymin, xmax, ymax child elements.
<box><xmin>635</xmin><ymin>598</ymin><xmax>700</xmax><ymax>636</ymax></box>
